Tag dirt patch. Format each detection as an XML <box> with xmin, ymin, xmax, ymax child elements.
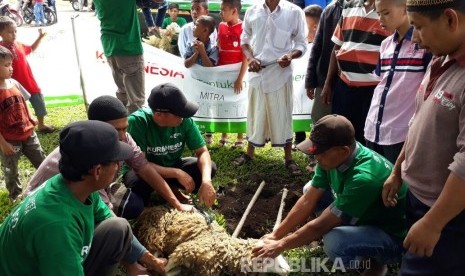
<box><xmin>215</xmin><ymin>174</ymin><xmax>304</xmax><ymax>239</ymax></box>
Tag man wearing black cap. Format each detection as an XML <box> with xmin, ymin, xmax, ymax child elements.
<box><xmin>25</xmin><ymin>96</ymin><xmax>193</xmax><ymax>215</ymax></box>
<box><xmin>253</xmin><ymin>115</ymin><xmax>407</xmax><ymax>275</ymax></box>
<box><xmin>23</xmin><ymin>95</ymin><xmax>187</xmax><ymax>275</ymax></box>
<box><xmin>126</xmin><ymin>83</ymin><xmax>217</xmax><ymax>208</ymax></box>
<box><xmin>0</xmin><ymin>121</ymin><xmax>165</xmax><ymax>275</ymax></box>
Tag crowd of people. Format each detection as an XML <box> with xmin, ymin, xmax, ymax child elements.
<box><xmin>1</xmin><ymin>0</ymin><xmax>465</xmax><ymax>275</ymax></box>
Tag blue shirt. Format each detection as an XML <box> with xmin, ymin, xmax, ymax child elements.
<box><xmin>184</xmin><ymin>39</ymin><xmax>219</xmax><ymax>66</ymax></box>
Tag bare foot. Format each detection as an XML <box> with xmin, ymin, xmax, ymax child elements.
<box><xmin>139</xmin><ymin>252</ymin><xmax>167</xmax><ymax>275</ymax></box>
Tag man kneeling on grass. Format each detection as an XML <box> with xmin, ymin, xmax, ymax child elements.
<box><xmin>0</xmin><ymin>121</ymin><xmax>166</xmax><ymax>275</ymax></box>
<box><xmin>126</xmin><ymin>83</ymin><xmax>217</xmax><ymax>209</ymax></box>
<box><xmin>253</xmin><ymin>115</ymin><xmax>407</xmax><ymax>275</ymax></box>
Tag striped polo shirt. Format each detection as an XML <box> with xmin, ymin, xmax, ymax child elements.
<box><xmin>331</xmin><ymin>0</ymin><xmax>391</xmax><ymax>87</ymax></box>
<box><xmin>364</xmin><ymin>28</ymin><xmax>432</xmax><ymax>145</ymax></box>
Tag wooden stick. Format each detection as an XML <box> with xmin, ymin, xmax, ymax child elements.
<box><xmin>232</xmin><ymin>180</ymin><xmax>266</xmax><ymax>238</ymax></box>
<box><xmin>274</xmin><ymin>188</ymin><xmax>288</xmax><ymax>231</ymax></box>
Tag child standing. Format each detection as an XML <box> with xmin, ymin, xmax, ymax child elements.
<box><xmin>162</xmin><ymin>3</ymin><xmax>187</xmax><ymax>56</ymax></box>
<box><xmin>217</xmin><ymin>0</ymin><xmax>247</xmax><ymax>147</ymax></box>
<box><xmin>0</xmin><ymin>16</ymin><xmax>54</xmax><ymax>133</ymax></box>
<box><xmin>293</xmin><ymin>4</ymin><xmax>323</xmax><ymax>151</ymax></box>
<box><xmin>383</xmin><ymin>0</ymin><xmax>465</xmax><ymax>274</ymax></box>
<box><xmin>162</xmin><ymin>3</ymin><xmax>187</xmax><ymax>29</ymax></box>
<box><xmin>322</xmin><ymin>0</ymin><xmax>391</xmax><ymax>142</ymax></box>
<box><xmin>0</xmin><ymin>46</ymin><xmax>46</xmax><ymax>200</ymax></box>
<box><xmin>178</xmin><ymin>0</ymin><xmax>217</xmax><ymax>144</ymax></box>
<box><xmin>33</xmin><ymin>0</ymin><xmax>46</xmax><ymax>26</ymax></box>
<box><xmin>305</xmin><ymin>0</ymin><xmax>344</xmax><ymax>128</ymax></box>
<box><xmin>184</xmin><ymin>15</ymin><xmax>218</xmax><ymax>68</ymax></box>
<box><xmin>364</xmin><ymin>0</ymin><xmax>431</xmax><ymax>164</ymax></box>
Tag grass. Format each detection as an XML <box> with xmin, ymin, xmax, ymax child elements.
<box><xmin>0</xmin><ymin>105</ymin><xmax>399</xmax><ymax>275</ymax></box>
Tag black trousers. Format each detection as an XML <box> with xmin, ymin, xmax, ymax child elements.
<box><xmin>331</xmin><ymin>77</ymin><xmax>375</xmax><ymax>143</ymax></box>
<box><xmin>124</xmin><ymin>157</ymin><xmax>217</xmax><ymax>205</ymax></box>
<box><xmin>83</xmin><ymin>217</ymin><xmax>132</xmax><ymax>276</ymax></box>
<box><xmin>365</xmin><ymin>140</ymin><xmax>404</xmax><ymax>164</ymax></box>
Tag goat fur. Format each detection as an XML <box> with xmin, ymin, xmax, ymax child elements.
<box><xmin>134</xmin><ymin>206</ymin><xmax>289</xmax><ymax>276</ymax></box>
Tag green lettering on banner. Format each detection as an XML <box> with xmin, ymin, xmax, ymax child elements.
<box><xmin>35</xmin><ymin>95</ymin><xmax>84</xmax><ymax>108</ymax></box>
<box><xmin>193</xmin><ymin>119</ymin><xmax>312</xmax><ymax>133</ymax></box>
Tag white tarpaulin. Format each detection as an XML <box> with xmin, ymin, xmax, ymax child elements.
<box><xmin>22</xmin><ymin>15</ymin><xmax>313</xmax><ymax>132</ymax></box>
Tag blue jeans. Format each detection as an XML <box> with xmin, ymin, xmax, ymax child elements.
<box><xmin>34</xmin><ymin>2</ymin><xmax>45</xmax><ymax>25</ymax></box>
<box><xmin>29</xmin><ymin>93</ymin><xmax>48</xmax><ymax>117</ymax></box>
<box><xmin>400</xmin><ymin>191</ymin><xmax>465</xmax><ymax>275</ymax></box>
<box><xmin>141</xmin><ymin>0</ymin><xmax>167</xmax><ymax>27</ymax></box>
<box><xmin>323</xmin><ymin>226</ymin><xmax>403</xmax><ymax>267</ymax></box>
<box><xmin>304</xmin><ymin>181</ymin><xmax>403</xmax><ymax>267</ymax></box>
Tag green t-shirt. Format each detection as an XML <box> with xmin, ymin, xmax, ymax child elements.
<box><xmin>127</xmin><ymin>108</ymin><xmax>205</xmax><ymax>167</ymax></box>
<box><xmin>162</xmin><ymin>17</ymin><xmax>187</xmax><ymax>29</ymax></box>
<box><xmin>93</xmin><ymin>0</ymin><xmax>143</xmax><ymax>56</ymax></box>
<box><xmin>311</xmin><ymin>142</ymin><xmax>408</xmax><ymax>239</ymax></box>
<box><xmin>0</xmin><ymin>174</ymin><xmax>112</xmax><ymax>276</ymax></box>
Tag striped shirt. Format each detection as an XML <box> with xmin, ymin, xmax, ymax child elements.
<box><xmin>365</xmin><ymin>28</ymin><xmax>432</xmax><ymax>145</ymax></box>
<box><xmin>331</xmin><ymin>0</ymin><xmax>391</xmax><ymax>87</ymax></box>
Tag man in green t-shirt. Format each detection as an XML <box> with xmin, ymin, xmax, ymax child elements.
<box><xmin>126</xmin><ymin>83</ymin><xmax>217</xmax><ymax>209</ymax></box>
<box><xmin>0</xmin><ymin>121</ymin><xmax>166</xmax><ymax>275</ymax></box>
<box><xmin>93</xmin><ymin>0</ymin><xmax>146</xmax><ymax>113</ymax></box>
<box><xmin>252</xmin><ymin>115</ymin><xmax>407</xmax><ymax>275</ymax></box>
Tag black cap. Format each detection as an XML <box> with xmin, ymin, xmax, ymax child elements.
<box><xmin>147</xmin><ymin>83</ymin><xmax>199</xmax><ymax>118</ymax></box>
<box><xmin>60</xmin><ymin>121</ymin><xmax>134</xmax><ymax>169</ymax></box>
<box><xmin>296</xmin><ymin>115</ymin><xmax>355</xmax><ymax>155</ymax></box>
<box><xmin>88</xmin><ymin>96</ymin><xmax>128</xmax><ymax>121</ymax></box>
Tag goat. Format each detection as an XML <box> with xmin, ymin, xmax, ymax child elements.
<box><xmin>134</xmin><ymin>206</ymin><xmax>290</xmax><ymax>276</ymax></box>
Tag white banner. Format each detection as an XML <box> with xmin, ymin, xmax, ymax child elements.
<box><xmin>22</xmin><ymin>15</ymin><xmax>313</xmax><ymax>131</ymax></box>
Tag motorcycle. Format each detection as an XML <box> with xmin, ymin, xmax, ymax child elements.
<box><xmin>66</xmin><ymin>0</ymin><xmax>94</xmax><ymax>12</ymax></box>
<box><xmin>0</xmin><ymin>0</ymin><xmax>23</xmax><ymax>27</ymax></box>
<box><xmin>21</xmin><ymin>0</ymin><xmax>57</xmax><ymax>25</ymax></box>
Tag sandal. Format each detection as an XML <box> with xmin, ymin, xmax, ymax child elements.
<box><xmin>205</xmin><ymin>134</ymin><xmax>213</xmax><ymax>144</ymax></box>
<box><xmin>233</xmin><ymin>141</ymin><xmax>244</xmax><ymax>148</ymax></box>
<box><xmin>219</xmin><ymin>139</ymin><xmax>228</xmax><ymax>146</ymax></box>
<box><xmin>305</xmin><ymin>156</ymin><xmax>317</xmax><ymax>173</ymax></box>
<box><xmin>37</xmin><ymin>125</ymin><xmax>56</xmax><ymax>134</ymax></box>
<box><xmin>233</xmin><ymin>153</ymin><xmax>252</xmax><ymax>166</ymax></box>
<box><xmin>285</xmin><ymin>160</ymin><xmax>302</xmax><ymax>176</ymax></box>
<box><xmin>305</xmin><ymin>163</ymin><xmax>316</xmax><ymax>173</ymax></box>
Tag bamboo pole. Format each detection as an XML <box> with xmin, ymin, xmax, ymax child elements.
<box><xmin>274</xmin><ymin>188</ymin><xmax>288</xmax><ymax>231</ymax></box>
<box><xmin>232</xmin><ymin>180</ymin><xmax>266</xmax><ymax>238</ymax></box>
<box><xmin>71</xmin><ymin>14</ymin><xmax>89</xmax><ymax>112</ymax></box>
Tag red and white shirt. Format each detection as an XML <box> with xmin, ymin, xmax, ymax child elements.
<box><xmin>0</xmin><ymin>41</ymin><xmax>41</xmax><ymax>94</ymax></box>
<box><xmin>331</xmin><ymin>0</ymin><xmax>391</xmax><ymax>87</ymax></box>
<box><xmin>217</xmin><ymin>21</ymin><xmax>244</xmax><ymax>66</ymax></box>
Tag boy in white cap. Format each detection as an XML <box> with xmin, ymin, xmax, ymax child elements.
<box><xmin>384</xmin><ymin>0</ymin><xmax>465</xmax><ymax>274</ymax></box>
